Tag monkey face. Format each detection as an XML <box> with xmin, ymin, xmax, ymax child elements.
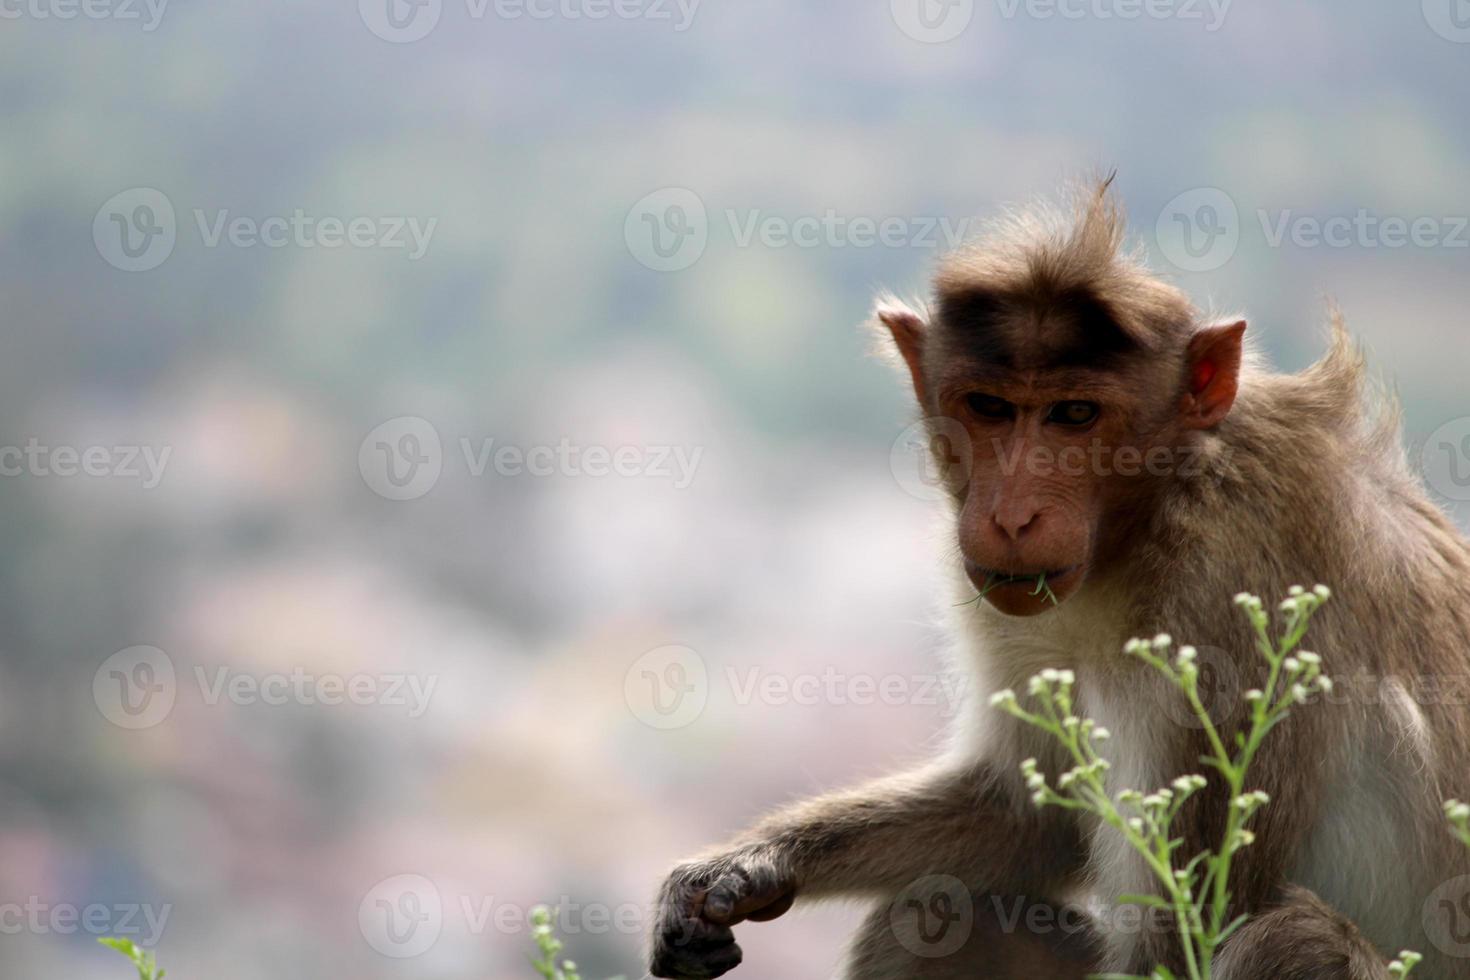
<box><xmin>941</xmin><ymin>376</ymin><xmax>1117</xmax><ymax>616</ymax></box>
<box><xmin>875</xmin><ymin>286</ymin><xmax>1244</xmax><ymax>618</ymax></box>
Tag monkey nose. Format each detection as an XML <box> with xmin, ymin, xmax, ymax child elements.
<box><xmin>992</xmin><ymin>507</ymin><xmax>1041</xmax><ymax>542</ymax></box>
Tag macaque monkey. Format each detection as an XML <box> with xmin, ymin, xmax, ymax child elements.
<box><xmin>648</xmin><ymin>179</ymin><xmax>1470</xmax><ymax>979</ymax></box>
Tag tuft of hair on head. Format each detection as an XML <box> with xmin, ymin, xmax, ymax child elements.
<box><xmin>933</xmin><ymin>173</ymin><xmax>1199</xmax><ymax>355</ymax></box>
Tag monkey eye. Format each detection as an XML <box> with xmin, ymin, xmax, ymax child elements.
<box><xmin>1047</xmin><ymin>400</ymin><xmax>1100</xmax><ymax>426</ymax></box>
<box><xmin>965</xmin><ymin>393</ymin><xmax>1015</xmax><ymax>421</ymax></box>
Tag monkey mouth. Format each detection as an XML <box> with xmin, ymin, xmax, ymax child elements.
<box><xmin>962</xmin><ymin>561</ymin><xmax>1084</xmax><ymax>612</ymax></box>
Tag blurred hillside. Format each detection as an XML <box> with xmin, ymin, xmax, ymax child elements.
<box><xmin>0</xmin><ymin>1</ymin><xmax>1467</xmax><ymax>977</ymax></box>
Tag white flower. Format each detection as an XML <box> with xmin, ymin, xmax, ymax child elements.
<box><xmin>1153</xmin><ymin>633</ymin><xmax>1172</xmax><ymax>648</ymax></box>
<box><xmin>1313</xmin><ymin>584</ymin><xmax>1332</xmax><ymax>599</ymax></box>
<box><xmin>1177</xmin><ymin>645</ymin><xmax>1197</xmax><ymax>663</ymax></box>
<box><xmin>989</xmin><ymin>689</ymin><xmax>1018</xmax><ymax>707</ymax></box>
<box><xmin>1093</xmin><ymin>727</ymin><xmax>1111</xmax><ymax>741</ymax></box>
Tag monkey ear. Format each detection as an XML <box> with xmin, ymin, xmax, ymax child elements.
<box><xmin>1180</xmin><ymin>319</ymin><xmax>1246</xmax><ymax>429</ymax></box>
<box><xmin>872</xmin><ymin>295</ymin><xmax>929</xmax><ymax>405</ymax></box>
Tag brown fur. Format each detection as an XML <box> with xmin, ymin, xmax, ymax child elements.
<box><xmin>649</xmin><ymin>181</ymin><xmax>1470</xmax><ymax>979</ymax></box>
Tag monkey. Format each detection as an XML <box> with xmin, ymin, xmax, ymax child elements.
<box><xmin>647</xmin><ymin>178</ymin><xmax>1470</xmax><ymax>979</ymax></box>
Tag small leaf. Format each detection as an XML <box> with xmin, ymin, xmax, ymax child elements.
<box><xmin>98</xmin><ymin>937</ymin><xmax>138</xmax><ymax>958</ymax></box>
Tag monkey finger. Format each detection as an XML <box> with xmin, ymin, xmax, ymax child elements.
<box><xmin>660</xmin><ymin>913</ymin><xmax>734</xmax><ymax>948</ymax></box>
<box><xmin>698</xmin><ymin>872</ymin><xmax>747</xmax><ymax>923</ymax></box>
<box><xmin>651</xmin><ymin>936</ymin><xmax>743</xmax><ymax>979</ymax></box>
<box><xmin>703</xmin><ymin>871</ymin><xmax>795</xmax><ymax>925</ymax></box>
<box><xmin>740</xmin><ymin>888</ymin><xmax>796</xmax><ymax>922</ymax></box>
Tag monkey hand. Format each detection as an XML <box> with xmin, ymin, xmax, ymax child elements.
<box><xmin>649</xmin><ymin>850</ymin><xmax>797</xmax><ymax>978</ymax></box>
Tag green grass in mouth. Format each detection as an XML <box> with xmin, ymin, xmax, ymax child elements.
<box><xmin>956</xmin><ymin>571</ymin><xmax>1060</xmax><ymax>608</ymax></box>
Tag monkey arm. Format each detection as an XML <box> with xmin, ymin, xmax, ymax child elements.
<box><xmin>732</xmin><ymin>759</ymin><xmax>1085</xmax><ymax>899</ymax></box>
<box><xmin>649</xmin><ymin>760</ymin><xmax>1084</xmax><ymax>978</ymax></box>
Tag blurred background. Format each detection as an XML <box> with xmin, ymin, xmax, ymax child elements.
<box><xmin>1</xmin><ymin>0</ymin><xmax>1468</xmax><ymax>976</ymax></box>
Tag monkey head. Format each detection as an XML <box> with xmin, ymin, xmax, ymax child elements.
<box><xmin>875</xmin><ymin>185</ymin><xmax>1245</xmax><ymax>617</ymax></box>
